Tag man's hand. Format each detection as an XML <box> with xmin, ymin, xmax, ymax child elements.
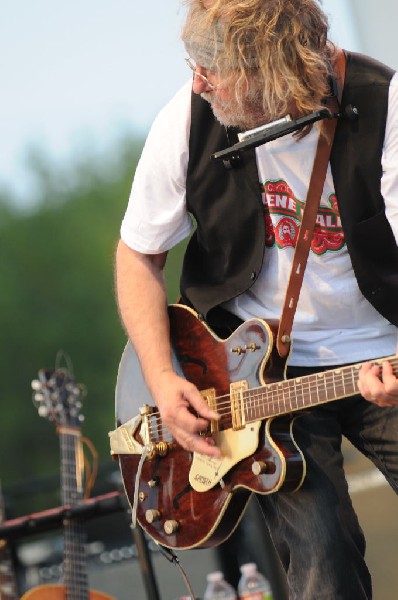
<box><xmin>358</xmin><ymin>360</ymin><xmax>398</xmax><ymax>406</ymax></box>
<box><xmin>152</xmin><ymin>370</ymin><xmax>222</xmax><ymax>458</ymax></box>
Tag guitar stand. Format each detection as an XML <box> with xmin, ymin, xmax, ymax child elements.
<box><xmin>0</xmin><ymin>491</ymin><xmax>124</xmax><ymax>538</ymax></box>
<box><xmin>119</xmin><ymin>490</ymin><xmax>162</xmax><ymax>600</ymax></box>
<box><xmin>0</xmin><ymin>491</ymin><xmax>161</xmax><ymax>600</ymax></box>
<box><xmin>134</xmin><ymin>528</ymin><xmax>163</xmax><ymax>600</ymax></box>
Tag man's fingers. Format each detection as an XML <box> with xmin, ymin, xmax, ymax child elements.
<box><xmin>179</xmin><ymin>431</ymin><xmax>222</xmax><ymax>457</ymax></box>
<box><xmin>358</xmin><ymin>361</ymin><xmax>398</xmax><ymax>406</ymax></box>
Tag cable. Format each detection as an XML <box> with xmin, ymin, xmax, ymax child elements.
<box><xmin>130</xmin><ymin>445</ymin><xmax>150</xmax><ymax>529</ymax></box>
<box><xmin>81</xmin><ymin>436</ymin><xmax>98</xmax><ymax>499</ymax></box>
<box><xmin>128</xmin><ymin>442</ymin><xmax>198</xmax><ymax>598</ymax></box>
<box><xmin>157</xmin><ymin>545</ymin><xmax>197</xmax><ymax>600</ymax></box>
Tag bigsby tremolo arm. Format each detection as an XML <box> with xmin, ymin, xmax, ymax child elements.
<box><xmin>109</xmin><ymin>403</ymin><xmax>170</xmax><ymax>459</ymax></box>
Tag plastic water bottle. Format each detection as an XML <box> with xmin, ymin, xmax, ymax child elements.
<box><xmin>237</xmin><ymin>563</ymin><xmax>272</xmax><ymax>599</ymax></box>
<box><xmin>204</xmin><ymin>571</ymin><xmax>237</xmax><ymax>600</ymax></box>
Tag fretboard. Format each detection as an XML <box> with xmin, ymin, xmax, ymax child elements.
<box><xmin>0</xmin><ymin>542</ymin><xmax>18</xmax><ymax>600</ymax></box>
<box><xmin>59</xmin><ymin>428</ymin><xmax>89</xmax><ymax>600</ymax></box>
<box><xmin>217</xmin><ymin>355</ymin><xmax>398</xmax><ymax>430</ymax></box>
<box><xmin>0</xmin><ymin>483</ymin><xmax>18</xmax><ymax>600</ymax></box>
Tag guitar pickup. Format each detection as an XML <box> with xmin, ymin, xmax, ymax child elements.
<box><xmin>200</xmin><ymin>388</ymin><xmax>218</xmax><ymax>433</ymax></box>
<box><xmin>230</xmin><ymin>380</ymin><xmax>248</xmax><ymax>430</ymax></box>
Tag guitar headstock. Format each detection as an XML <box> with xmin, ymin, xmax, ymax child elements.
<box><xmin>32</xmin><ymin>367</ymin><xmax>86</xmax><ymax>429</ymax></box>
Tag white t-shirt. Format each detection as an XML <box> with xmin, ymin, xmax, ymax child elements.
<box><xmin>121</xmin><ymin>75</ymin><xmax>398</xmax><ymax>366</ymax></box>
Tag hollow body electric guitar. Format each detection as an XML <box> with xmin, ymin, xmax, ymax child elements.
<box><xmin>22</xmin><ymin>368</ymin><xmax>113</xmax><ymax>600</ymax></box>
<box><xmin>113</xmin><ymin>304</ymin><xmax>397</xmax><ymax>551</ymax></box>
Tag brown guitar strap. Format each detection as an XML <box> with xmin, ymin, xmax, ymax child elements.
<box><xmin>276</xmin><ymin>48</ymin><xmax>346</xmax><ymax>357</ymax></box>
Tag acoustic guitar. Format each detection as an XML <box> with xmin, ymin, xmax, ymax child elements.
<box><xmin>22</xmin><ymin>367</ymin><xmax>113</xmax><ymax>599</ymax></box>
<box><xmin>112</xmin><ymin>303</ymin><xmax>398</xmax><ymax>551</ymax></box>
<box><xmin>0</xmin><ymin>481</ymin><xmax>19</xmax><ymax>599</ymax></box>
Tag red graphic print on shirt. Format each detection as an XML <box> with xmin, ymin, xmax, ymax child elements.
<box><xmin>275</xmin><ymin>217</ymin><xmax>299</xmax><ymax>247</ymax></box>
<box><xmin>261</xmin><ymin>181</ymin><xmax>345</xmax><ymax>255</ymax></box>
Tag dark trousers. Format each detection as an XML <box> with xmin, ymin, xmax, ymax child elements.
<box><xmin>256</xmin><ymin>364</ymin><xmax>398</xmax><ymax>600</ymax></box>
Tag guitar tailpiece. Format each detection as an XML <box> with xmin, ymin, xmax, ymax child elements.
<box><xmin>131</xmin><ymin>445</ymin><xmax>151</xmax><ymax>529</ymax></box>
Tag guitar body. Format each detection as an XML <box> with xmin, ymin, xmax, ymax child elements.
<box><xmin>21</xmin><ymin>583</ymin><xmax>114</xmax><ymax>599</ymax></box>
<box><xmin>116</xmin><ymin>304</ymin><xmax>305</xmax><ymax>550</ymax></box>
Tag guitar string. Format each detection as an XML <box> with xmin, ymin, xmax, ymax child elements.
<box><xmin>145</xmin><ymin>356</ymin><xmax>398</xmax><ymax>423</ymax></box>
<box><xmin>143</xmin><ymin>370</ymin><xmax>375</xmax><ymax>437</ymax></box>
<box><xmin>61</xmin><ymin>431</ymin><xmax>89</xmax><ymax>596</ymax></box>
<box><xmin>145</xmin><ymin>374</ymin><xmax>393</xmax><ymax>438</ymax></box>
<box><xmin>144</xmin><ymin>357</ymin><xmax>398</xmax><ymax>438</ymax></box>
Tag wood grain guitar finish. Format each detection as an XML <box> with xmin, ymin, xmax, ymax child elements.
<box><xmin>114</xmin><ymin>304</ymin><xmax>397</xmax><ymax>551</ymax></box>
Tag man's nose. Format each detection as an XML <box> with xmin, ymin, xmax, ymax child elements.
<box><xmin>192</xmin><ymin>65</ymin><xmax>214</xmax><ymax>94</ymax></box>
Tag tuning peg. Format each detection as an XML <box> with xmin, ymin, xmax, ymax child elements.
<box><xmin>38</xmin><ymin>405</ymin><xmax>50</xmax><ymax>417</ymax></box>
<box><xmin>33</xmin><ymin>391</ymin><xmax>45</xmax><ymax>403</ymax></box>
<box><xmin>31</xmin><ymin>379</ymin><xmax>42</xmax><ymax>391</ymax></box>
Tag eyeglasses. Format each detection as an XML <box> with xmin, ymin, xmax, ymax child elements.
<box><xmin>184</xmin><ymin>57</ymin><xmax>220</xmax><ymax>91</ymax></box>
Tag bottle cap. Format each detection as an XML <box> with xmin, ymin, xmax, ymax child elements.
<box><xmin>240</xmin><ymin>562</ymin><xmax>257</xmax><ymax>574</ymax></box>
<box><xmin>206</xmin><ymin>571</ymin><xmax>224</xmax><ymax>582</ymax></box>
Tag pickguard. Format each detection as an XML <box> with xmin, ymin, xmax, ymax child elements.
<box><xmin>189</xmin><ymin>422</ymin><xmax>261</xmax><ymax>491</ymax></box>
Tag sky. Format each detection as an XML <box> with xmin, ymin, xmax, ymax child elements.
<box><xmin>1</xmin><ymin>0</ymin><xmax>360</xmax><ymax>204</ymax></box>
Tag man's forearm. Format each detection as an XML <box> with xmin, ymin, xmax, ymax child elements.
<box><xmin>115</xmin><ymin>239</ymin><xmax>173</xmax><ymax>390</ymax></box>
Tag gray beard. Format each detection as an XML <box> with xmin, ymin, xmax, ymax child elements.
<box><xmin>201</xmin><ymin>92</ymin><xmax>266</xmax><ymax>130</ymax></box>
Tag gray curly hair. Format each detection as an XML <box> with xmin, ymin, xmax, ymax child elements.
<box><xmin>182</xmin><ymin>0</ymin><xmax>333</xmax><ymax>124</ymax></box>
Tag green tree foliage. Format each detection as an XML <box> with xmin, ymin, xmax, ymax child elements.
<box><xmin>0</xmin><ymin>136</ymin><xmax>185</xmax><ymax>512</ymax></box>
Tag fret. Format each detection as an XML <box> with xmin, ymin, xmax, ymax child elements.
<box><xmin>296</xmin><ymin>375</ymin><xmax>306</xmax><ymax>409</ymax></box>
<box><xmin>324</xmin><ymin>372</ymin><xmax>332</xmax><ymax>401</ymax></box>
<box><xmin>280</xmin><ymin>380</ymin><xmax>288</xmax><ymax>413</ymax></box>
<box><xmin>332</xmin><ymin>371</ymin><xmax>342</xmax><ymax>400</ymax></box>
<box><xmin>291</xmin><ymin>375</ymin><xmax>302</xmax><ymax>409</ymax></box>
<box><xmin>335</xmin><ymin>369</ymin><xmax>345</xmax><ymax>398</ymax></box>
<box><xmin>272</xmin><ymin>383</ymin><xmax>279</xmax><ymax>414</ymax></box>
<box><xmin>275</xmin><ymin>382</ymin><xmax>283</xmax><ymax>412</ymax></box>
<box><xmin>350</xmin><ymin>365</ymin><xmax>361</xmax><ymax>395</ymax></box>
<box><xmin>316</xmin><ymin>372</ymin><xmax>326</xmax><ymax>404</ymax></box>
<box><xmin>286</xmin><ymin>378</ymin><xmax>295</xmax><ymax>411</ymax></box>
<box><xmin>277</xmin><ymin>380</ymin><xmax>286</xmax><ymax>413</ymax></box>
<box><xmin>247</xmin><ymin>388</ymin><xmax>259</xmax><ymax>422</ymax></box>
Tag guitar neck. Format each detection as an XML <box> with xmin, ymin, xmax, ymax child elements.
<box><xmin>59</xmin><ymin>428</ymin><xmax>89</xmax><ymax>599</ymax></box>
<box><xmin>0</xmin><ymin>483</ymin><xmax>18</xmax><ymax>600</ymax></box>
<box><xmin>0</xmin><ymin>541</ymin><xmax>18</xmax><ymax>600</ymax></box>
<box><xmin>218</xmin><ymin>355</ymin><xmax>398</xmax><ymax>430</ymax></box>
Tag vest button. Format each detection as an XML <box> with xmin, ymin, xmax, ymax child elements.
<box><xmin>370</xmin><ymin>288</ymin><xmax>381</xmax><ymax>296</ymax></box>
<box><xmin>250</xmin><ymin>271</ymin><xmax>256</xmax><ymax>281</ymax></box>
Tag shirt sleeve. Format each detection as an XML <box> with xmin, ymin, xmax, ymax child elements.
<box><xmin>382</xmin><ymin>72</ymin><xmax>398</xmax><ymax>245</ymax></box>
<box><xmin>120</xmin><ymin>79</ymin><xmax>194</xmax><ymax>254</ymax></box>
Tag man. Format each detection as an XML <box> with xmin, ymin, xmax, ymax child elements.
<box><xmin>115</xmin><ymin>1</ymin><xmax>398</xmax><ymax>598</ymax></box>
